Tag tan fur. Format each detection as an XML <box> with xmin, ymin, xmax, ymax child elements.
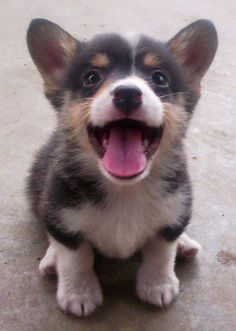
<box><xmin>60</xmin><ymin>31</ymin><xmax>78</xmax><ymax>59</ymax></box>
<box><xmin>169</xmin><ymin>37</ymin><xmax>189</xmax><ymax>63</ymax></box>
<box><xmin>59</xmin><ymin>80</ymin><xmax>113</xmax><ymax>158</ymax></box>
<box><xmin>91</xmin><ymin>53</ymin><xmax>110</xmax><ymax>68</ymax></box>
<box><xmin>43</xmin><ymin>82</ymin><xmax>60</xmax><ymax>97</ymax></box>
<box><xmin>162</xmin><ymin>102</ymin><xmax>188</xmax><ymax>145</ymax></box>
<box><xmin>26</xmin><ymin>19</ymin><xmax>217</xmax><ymax>317</ymax></box>
<box><xmin>60</xmin><ymin>98</ymin><xmax>93</xmax><ymax>153</ymax></box>
<box><xmin>143</xmin><ymin>52</ymin><xmax>159</xmax><ymax>68</ymax></box>
<box><xmin>35</xmin><ymin>30</ymin><xmax>77</xmax><ymax>87</ymax></box>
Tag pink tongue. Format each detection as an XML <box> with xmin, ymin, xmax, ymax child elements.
<box><xmin>101</xmin><ymin>127</ymin><xmax>147</xmax><ymax>178</ymax></box>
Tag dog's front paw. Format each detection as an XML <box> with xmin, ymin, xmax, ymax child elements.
<box><xmin>57</xmin><ymin>273</ymin><xmax>103</xmax><ymax>317</ymax></box>
<box><xmin>136</xmin><ymin>273</ymin><xmax>179</xmax><ymax>308</ymax></box>
<box><xmin>57</xmin><ymin>292</ymin><xmax>103</xmax><ymax>317</ymax></box>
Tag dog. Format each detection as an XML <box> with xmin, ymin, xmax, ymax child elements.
<box><xmin>26</xmin><ymin>18</ymin><xmax>217</xmax><ymax>317</ymax></box>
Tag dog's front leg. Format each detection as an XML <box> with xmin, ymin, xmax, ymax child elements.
<box><xmin>41</xmin><ymin>238</ymin><xmax>103</xmax><ymax>317</ymax></box>
<box><xmin>136</xmin><ymin>236</ymin><xmax>179</xmax><ymax>307</ymax></box>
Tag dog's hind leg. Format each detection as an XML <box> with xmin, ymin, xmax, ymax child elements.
<box><xmin>177</xmin><ymin>233</ymin><xmax>201</xmax><ymax>258</ymax></box>
<box><xmin>39</xmin><ymin>242</ymin><xmax>57</xmax><ymax>277</ymax></box>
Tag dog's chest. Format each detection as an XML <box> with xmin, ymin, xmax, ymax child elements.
<box><xmin>61</xmin><ymin>185</ymin><xmax>182</xmax><ymax>258</ymax></box>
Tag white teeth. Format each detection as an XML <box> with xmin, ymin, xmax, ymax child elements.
<box><xmin>102</xmin><ymin>138</ymin><xmax>108</xmax><ymax>149</ymax></box>
<box><xmin>142</xmin><ymin>139</ymin><xmax>149</xmax><ymax>151</ymax></box>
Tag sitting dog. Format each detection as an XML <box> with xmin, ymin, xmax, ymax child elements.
<box><xmin>26</xmin><ymin>18</ymin><xmax>217</xmax><ymax>316</ymax></box>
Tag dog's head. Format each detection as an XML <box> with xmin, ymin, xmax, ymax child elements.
<box><xmin>27</xmin><ymin>19</ymin><xmax>217</xmax><ymax>184</ymax></box>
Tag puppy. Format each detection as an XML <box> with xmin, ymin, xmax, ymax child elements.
<box><xmin>26</xmin><ymin>19</ymin><xmax>217</xmax><ymax>316</ymax></box>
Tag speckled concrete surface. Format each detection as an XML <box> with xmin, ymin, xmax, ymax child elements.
<box><xmin>0</xmin><ymin>1</ymin><xmax>235</xmax><ymax>330</ymax></box>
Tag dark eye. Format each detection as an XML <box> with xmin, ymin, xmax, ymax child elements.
<box><xmin>84</xmin><ymin>70</ymin><xmax>101</xmax><ymax>86</ymax></box>
<box><xmin>151</xmin><ymin>70</ymin><xmax>169</xmax><ymax>88</ymax></box>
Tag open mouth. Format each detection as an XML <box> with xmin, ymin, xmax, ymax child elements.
<box><xmin>88</xmin><ymin>119</ymin><xmax>163</xmax><ymax>179</ymax></box>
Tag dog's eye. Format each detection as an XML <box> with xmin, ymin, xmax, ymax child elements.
<box><xmin>84</xmin><ymin>70</ymin><xmax>101</xmax><ymax>86</ymax></box>
<box><xmin>151</xmin><ymin>70</ymin><xmax>169</xmax><ymax>88</ymax></box>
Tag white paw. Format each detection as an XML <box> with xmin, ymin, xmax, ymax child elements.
<box><xmin>177</xmin><ymin>233</ymin><xmax>201</xmax><ymax>258</ymax></box>
<box><xmin>57</xmin><ymin>292</ymin><xmax>103</xmax><ymax>317</ymax></box>
<box><xmin>137</xmin><ymin>274</ymin><xmax>179</xmax><ymax>307</ymax></box>
<box><xmin>39</xmin><ymin>245</ymin><xmax>57</xmax><ymax>277</ymax></box>
<box><xmin>57</xmin><ymin>273</ymin><xmax>103</xmax><ymax>317</ymax></box>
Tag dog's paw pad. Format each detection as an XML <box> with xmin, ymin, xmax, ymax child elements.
<box><xmin>57</xmin><ymin>291</ymin><xmax>103</xmax><ymax>317</ymax></box>
<box><xmin>180</xmin><ymin>247</ymin><xmax>199</xmax><ymax>258</ymax></box>
<box><xmin>137</xmin><ymin>276</ymin><xmax>179</xmax><ymax>307</ymax></box>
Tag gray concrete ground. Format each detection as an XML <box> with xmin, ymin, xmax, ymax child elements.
<box><xmin>0</xmin><ymin>1</ymin><xmax>235</xmax><ymax>330</ymax></box>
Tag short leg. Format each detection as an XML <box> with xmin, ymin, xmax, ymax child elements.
<box><xmin>50</xmin><ymin>238</ymin><xmax>103</xmax><ymax>317</ymax></box>
<box><xmin>39</xmin><ymin>244</ymin><xmax>57</xmax><ymax>277</ymax></box>
<box><xmin>136</xmin><ymin>236</ymin><xmax>179</xmax><ymax>307</ymax></box>
<box><xmin>177</xmin><ymin>233</ymin><xmax>201</xmax><ymax>258</ymax></box>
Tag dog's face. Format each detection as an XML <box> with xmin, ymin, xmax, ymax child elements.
<box><xmin>27</xmin><ymin>19</ymin><xmax>217</xmax><ymax>184</ymax></box>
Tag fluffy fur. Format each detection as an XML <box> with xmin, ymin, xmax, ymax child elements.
<box><xmin>26</xmin><ymin>18</ymin><xmax>217</xmax><ymax>316</ymax></box>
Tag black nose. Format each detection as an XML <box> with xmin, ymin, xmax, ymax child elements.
<box><xmin>113</xmin><ymin>85</ymin><xmax>142</xmax><ymax>114</ymax></box>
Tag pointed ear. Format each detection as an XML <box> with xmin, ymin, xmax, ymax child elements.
<box><xmin>27</xmin><ymin>19</ymin><xmax>78</xmax><ymax>88</ymax></box>
<box><xmin>168</xmin><ymin>19</ymin><xmax>218</xmax><ymax>83</ymax></box>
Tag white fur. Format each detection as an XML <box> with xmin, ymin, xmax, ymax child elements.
<box><xmin>39</xmin><ymin>243</ymin><xmax>57</xmax><ymax>277</ymax></box>
<box><xmin>39</xmin><ymin>232</ymin><xmax>200</xmax><ymax>315</ymax></box>
<box><xmin>59</xmin><ymin>179</ymin><xmax>187</xmax><ymax>259</ymax></box>
<box><xmin>177</xmin><ymin>233</ymin><xmax>202</xmax><ymax>257</ymax></box>
<box><xmin>48</xmin><ymin>238</ymin><xmax>103</xmax><ymax>317</ymax></box>
<box><xmin>33</xmin><ymin>25</ymin><xmax>203</xmax><ymax>317</ymax></box>
<box><xmin>137</xmin><ymin>236</ymin><xmax>179</xmax><ymax>307</ymax></box>
<box><xmin>91</xmin><ymin>76</ymin><xmax>164</xmax><ymax>128</ymax></box>
<box><xmin>45</xmin><ymin>77</ymin><xmax>196</xmax><ymax>315</ymax></box>
<box><xmin>137</xmin><ymin>233</ymin><xmax>201</xmax><ymax>307</ymax></box>
<box><xmin>90</xmin><ymin>75</ymin><xmax>165</xmax><ymax>182</ymax></box>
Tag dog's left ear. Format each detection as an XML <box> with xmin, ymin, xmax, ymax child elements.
<box><xmin>27</xmin><ymin>18</ymin><xmax>78</xmax><ymax>88</ymax></box>
<box><xmin>168</xmin><ymin>19</ymin><xmax>218</xmax><ymax>84</ymax></box>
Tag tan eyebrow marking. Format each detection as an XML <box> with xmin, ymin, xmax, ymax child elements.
<box><xmin>143</xmin><ymin>52</ymin><xmax>159</xmax><ymax>68</ymax></box>
<box><xmin>91</xmin><ymin>53</ymin><xmax>110</xmax><ymax>68</ymax></box>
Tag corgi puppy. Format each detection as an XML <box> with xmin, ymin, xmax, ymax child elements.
<box><xmin>26</xmin><ymin>18</ymin><xmax>217</xmax><ymax>317</ymax></box>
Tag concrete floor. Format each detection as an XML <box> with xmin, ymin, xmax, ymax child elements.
<box><xmin>0</xmin><ymin>1</ymin><xmax>236</xmax><ymax>330</ymax></box>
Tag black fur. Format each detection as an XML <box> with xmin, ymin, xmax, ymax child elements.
<box><xmin>63</xmin><ymin>34</ymin><xmax>200</xmax><ymax>111</ymax></box>
<box><xmin>64</xmin><ymin>34</ymin><xmax>132</xmax><ymax>94</ymax></box>
<box><xmin>159</xmin><ymin>194</ymin><xmax>192</xmax><ymax>241</ymax></box>
<box><xmin>162</xmin><ymin>163</ymin><xmax>190</xmax><ymax>195</ymax></box>
<box><xmin>45</xmin><ymin>211</ymin><xmax>82</xmax><ymax>249</ymax></box>
<box><xmin>27</xmin><ymin>132</ymin><xmax>106</xmax><ymax>249</ymax></box>
<box><xmin>45</xmin><ymin>90</ymin><xmax>65</xmax><ymax>110</ymax></box>
<box><xmin>27</xmin><ymin>31</ymin><xmax>197</xmax><ymax>249</ymax></box>
<box><xmin>26</xmin><ymin>19</ymin><xmax>217</xmax><ymax>251</ymax></box>
<box><xmin>135</xmin><ymin>37</ymin><xmax>187</xmax><ymax>96</ymax></box>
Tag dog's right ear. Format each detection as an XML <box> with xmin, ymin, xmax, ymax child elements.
<box><xmin>168</xmin><ymin>20</ymin><xmax>218</xmax><ymax>85</ymax></box>
<box><xmin>27</xmin><ymin>19</ymin><xmax>78</xmax><ymax>88</ymax></box>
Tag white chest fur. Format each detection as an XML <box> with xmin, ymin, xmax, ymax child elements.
<box><xmin>60</xmin><ymin>183</ymin><xmax>185</xmax><ymax>258</ymax></box>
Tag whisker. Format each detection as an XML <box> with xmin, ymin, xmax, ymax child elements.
<box><xmin>82</xmin><ymin>97</ymin><xmax>96</xmax><ymax>101</ymax></box>
<box><xmin>71</xmin><ymin>103</ymin><xmax>92</xmax><ymax>112</ymax></box>
<box><xmin>159</xmin><ymin>92</ymin><xmax>186</xmax><ymax>99</ymax></box>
